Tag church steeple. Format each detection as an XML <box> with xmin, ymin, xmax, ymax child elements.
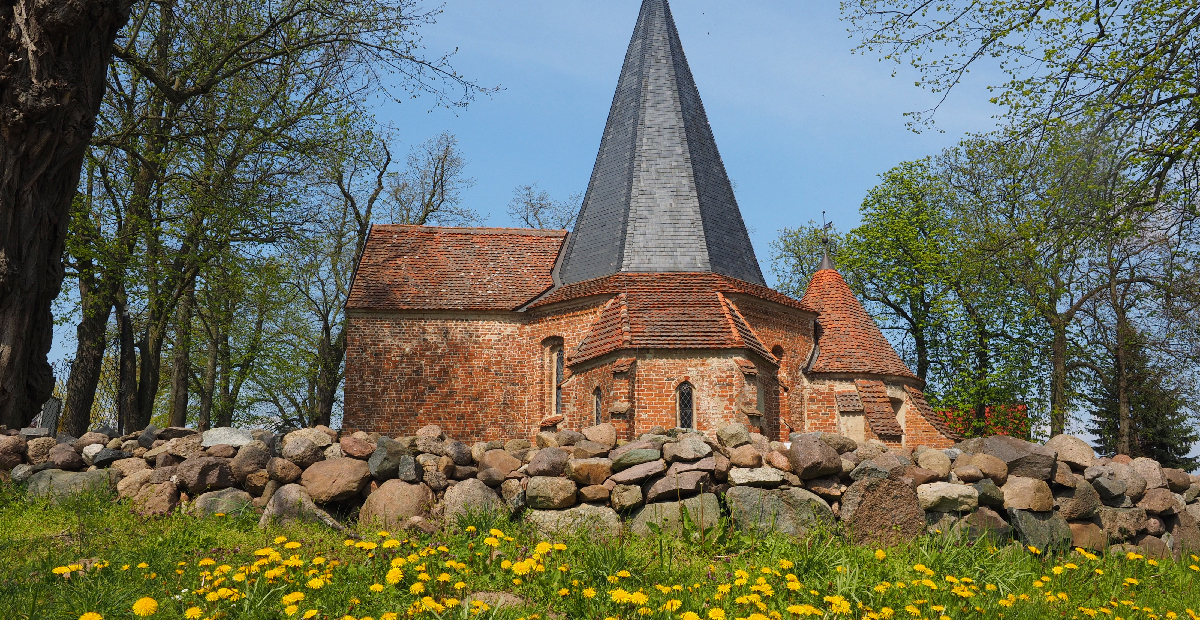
<box><xmin>555</xmin><ymin>0</ymin><xmax>764</xmax><ymax>286</ymax></box>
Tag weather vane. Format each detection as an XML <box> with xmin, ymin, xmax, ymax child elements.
<box><xmin>819</xmin><ymin>211</ymin><xmax>834</xmax><ymax>270</ymax></box>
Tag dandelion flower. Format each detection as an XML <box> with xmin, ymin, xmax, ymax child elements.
<box><xmin>184</xmin><ymin>608</ymin><xmax>202</xmax><ymax>620</ymax></box>
<box><xmin>708</xmin><ymin>609</ymin><xmax>726</xmax><ymax>620</ymax></box>
<box><xmin>285</xmin><ymin>606</ymin><xmax>299</xmax><ymax>616</ymax></box>
<box><xmin>303</xmin><ymin>611</ymin><xmax>319</xmax><ymax>619</ymax></box>
<box><xmin>875</xmin><ymin>549</ymin><xmax>886</xmax><ymax>560</ymax></box>
<box><xmin>370</xmin><ymin>583</ymin><xmax>384</xmax><ymax>593</ymax></box>
<box><xmin>131</xmin><ymin>597</ymin><xmax>159</xmax><ymax>616</ymax></box>
<box><xmin>79</xmin><ymin>614</ymin><xmax>103</xmax><ymax>620</ymax></box>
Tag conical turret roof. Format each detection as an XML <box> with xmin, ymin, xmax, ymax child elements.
<box><xmin>801</xmin><ymin>267</ymin><xmax>917</xmax><ymax>379</ymax></box>
<box><xmin>555</xmin><ymin>0</ymin><xmax>764</xmax><ymax>286</ymax></box>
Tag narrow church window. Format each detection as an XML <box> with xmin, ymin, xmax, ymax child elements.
<box><xmin>756</xmin><ymin>378</ymin><xmax>766</xmax><ymax>415</ymax></box>
<box><xmin>677</xmin><ymin>382</ymin><xmax>694</xmax><ymax>429</ymax></box>
<box><xmin>555</xmin><ymin>346</ymin><xmax>564</xmax><ymax>418</ymax></box>
<box><xmin>593</xmin><ymin>387</ymin><xmax>602</xmax><ymax>425</ymax></box>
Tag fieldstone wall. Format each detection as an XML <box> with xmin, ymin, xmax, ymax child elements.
<box><xmin>2</xmin><ymin>422</ymin><xmax>1197</xmax><ymax>558</ymax></box>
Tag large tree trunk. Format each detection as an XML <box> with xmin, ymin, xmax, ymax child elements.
<box><xmin>116</xmin><ymin>292</ymin><xmax>138</xmax><ymax>433</ymax></box>
<box><xmin>0</xmin><ymin>0</ymin><xmax>130</xmax><ymax>429</ymax></box>
<box><xmin>1049</xmin><ymin>322</ymin><xmax>1068</xmax><ymax>436</ymax></box>
<box><xmin>314</xmin><ymin>327</ymin><xmax>346</xmax><ymax>427</ymax></box>
<box><xmin>61</xmin><ymin>262</ymin><xmax>114</xmax><ymax>436</ymax></box>
<box><xmin>167</xmin><ymin>284</ymin><xmax>193</xmax><ymax>427</ymax></box>
<box><xmin>197</xmin><ymin>337</ymin><xmax>216</xmax><ymax>431</ymax></box>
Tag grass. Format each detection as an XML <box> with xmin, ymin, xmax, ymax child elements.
<box><xmin>1</xmin><ymin>483</ymin><xmax>1198</xmax><ymax>620</ymax></box>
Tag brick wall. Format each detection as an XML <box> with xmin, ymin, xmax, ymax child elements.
<box><xmin>730</xmin><ymin>295</ymin><xmax>815</xmax><ymax>439</ymax></box>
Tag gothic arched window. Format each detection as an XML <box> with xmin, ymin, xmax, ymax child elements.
<box><xmin>555</xmin><ymin>346</ymin><xmax>564</xmax><ymax>418</ymax></box>
<box><xmin>593</xmin><ymin>387</ymin><xmax>602</xmax><ymax>425</ymax></box>
<box><xmin>677</xmin><ymin>382</ymin><xmax>694</xmax><ymax>429</ymax></box>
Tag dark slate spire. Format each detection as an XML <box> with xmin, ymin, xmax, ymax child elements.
<box><xmin>555</xmin><ymin>0</ymin><xmax>765</xmax><ymax>286</ymax></box>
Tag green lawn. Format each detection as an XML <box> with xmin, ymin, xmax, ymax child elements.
<box><xmin>1</xmin><ymin>484</ymin><xmax>1196</xmax><ymax>620</ymax></box>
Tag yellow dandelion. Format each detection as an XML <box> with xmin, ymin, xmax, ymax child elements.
<box><xmin>306</xmin><ymin>578</ymin><xmax>325</xmax><ymax>589</ymax></box>
<box><xmin>79</xmin><ymin>614</ymin><xmax>103</xmax><ymax>620</ymax></box>
<box><xmin>131</xmin><ymin>597</ymin><xmax>159</xmax><ymax>617</ymax></box>
<box><xmin>875</xmin><ymin>549</ymin><xmax>886</xmax><ymax>560</ymax></box>
<box><xmin>303</xmin><ymin>611</ymin><xmax>319</xmax><ymax>619</ymax></box>
<box><xmin>184</xmin><ymin>608</ymin><xmax>202</xmax><ymax>620</ymax></box>
<box><xmin>370</xmin><ymin>583</ymin><xmax>384</xmax><ymax>592</ymax></box>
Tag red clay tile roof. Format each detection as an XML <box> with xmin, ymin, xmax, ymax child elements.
<box><xmin>530</xmin><ymin>272</ymin><xmax>815</xmax><ymax>313</ymax></box>
<box><xmin>855</xmin><ymin>379</ymin><xmax>904</xmax><ymax>437</ymax></box>
<box><xmin>347</xmin><ymin>225</ymin><xmax>566</xmax><ymax>311</ymax></box>
<box><xmin>801</xmin><ymin>268</ymin><xmax>917</xmax><ymax>379</ymax></box>
<box><xmin>904</xmin><ymin>385</ymin><xmax>963</xmax><ymax>441</ymax></box>
<box><xmin>560</xmin><ymin>273</ymin><xmax>785</xmax><ymax>366</ymax></box>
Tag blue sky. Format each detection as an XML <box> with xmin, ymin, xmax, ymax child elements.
<box><xmin>377</xmin><ymin>0</ymin><xmax>1004</xmax><ymax>288</ymax></box>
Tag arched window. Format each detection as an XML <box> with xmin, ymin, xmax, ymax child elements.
<box><xmin>593</xmin><ymin>387</ymin><xmax>603</xmax><ymax>425</ymax></box>
<box><xmin>554</xmin><ymin>346</ymin><xmax>564</xmax><ymax>417</ymax></box>
<box><xmin>677</xmin><ymin>382</ymin><xmax>694</xmax><ymax>429</ymax></box>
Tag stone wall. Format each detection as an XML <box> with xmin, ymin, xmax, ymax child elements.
<box><xmin>5</xmin><ymin>422</ymin><xmax>1196</xmax><ymax>558</ymax></box>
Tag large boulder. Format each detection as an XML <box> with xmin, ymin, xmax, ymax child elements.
<box><xmin>725</xmin><ymin>486</ymin><xmax>833</xmax><ymax>536</ymax></box>
<box><xmin>1130</xmin><ymin>458</ymin><xmax>1167</xmax><ymax>490</ymax></box>
<box><xmin>258</xmin><ymin>484</ymin><xmax>343</xmax><ymax>531</ymax></box>
<box><xmin>368</xmin><ymin>438</ymin><xmax>414</xmax><ymax>481</ymax></box>
<box><xmin>27</xmin><ymin>469</ymin><xmax>113</xmax><ymax>502</ymax></box>
<box><xmin>500</xmin><ymin>478</ymin><xmax>526</xmax><ymax>513</ymax></box>
<box><xmin>477</xmin><ymin>450</ymin><xmax>522</xmax><ymax>477</ymax></box>
<box><xmin>644</xmin><ymin>470</ymin><xmax>708</xmax><ymax>502</ymax></box>
<box><xmin>443</xmin><ymin>478</ymin><xmax>505</xmax><ymax>523</ymax></box>
<box><xmin>1008</xmin><ymin>509</ymin><xmax>1072</xmax><ymax>552</ymax></box>
<box><xmin>663</xmin><ymin>436</ymin><xmax>711</xmax><ymax>463</ymax></box>
<box><xmin>1097</xmin><ymin>506</ymin><xmax>1148</xmax><ymax>542</ymax></box>
<box><xmin>1069</xmin><ymin>521</ymin><xmax>1107</xmax><ymax>550</ymax></box>
<box><xmin>610</xmin><ymin>484</ymin><xmax>644</xmax><ymax>512</ymax></box>
<box><xmin>1108</xmin><ymin>462</ymin><xmax>1148</xmax><ymax>501</ymax></box>
<box><xmin>300</xmin><ymin>458</ymin><xmax>370</xmax><ymax>503</ymax></box>
<box><xmin>611</xmin><ymin>447</ymin><xmax>661</xmax><ymax>472</ymax></box>
<box><xmin>608</xmin><ymin>459</ymin><xmax>667</xmax><ymax>484</ymax></box>
<box><xmin>117</xmin><ymin>469</ymin><xmax>154</xmax><ymax>499</ymax></box>
<box><xmin>952</xmin><ymin>506</ymin><xmax>1013</xmax><ymax>543</ymax></box>
<box><xmin>527</xmin><ymin>448</ymin><xmax>570</xmax><ymax>477</ymax></box>
<box><xmin>73</xmin><ymin>432</ymin><xmax>109</xmax><ymax>451</ymax></box>
<box><xmin>581</xmin><ymin>423</ymin><xmax>617</xmax><ymax>448</ymax></box>
<box><xmin>526</xmin><ymin>504</ymin><xmax>622</xmax><ymax>538</ymax></box>
<box><xmin>133</xmin><ymin>482</ymin><xmax>181</xmax><ymax>517</ymax></box>
<box><xmin>281</xmin><ymin>436</ymin><xmax>324</xmax><ymax>469</ymax></box>
<box><xmin>841</xmin><ymin>475</ymin><xmax>925</xmax><ymax>546</ymax></box>
<box><xmin>25</xmin><ymin>436</ymin><xmax>56</xmax><ymax>465</ymax></box>
<box><xmin>359</xmin><ymin>480</ymin><xmax>434</xmax><ymax>528</ymax></box>
<box><xmin>339</xmin><ymin>433</ymin><xmax>377</xmax><ymax>460</ymax></box>
<box><xmin>956</xmin><ymin>436</ymin><xmax>1055</xmax><ymax>480</ymax></box>
<box><xmin>787</xmin><ymin>437</ymin><xmax>841</xmax><ymax>480</ymax></box>
<box><xmin>717</xmin><ymin>423</ymin><xmax>751</xmax><ymax>449</ymax></box>
<box><xmin>1164</xmin><ymin>468</ymin><xmax>1193</xmax><ymax>493</ymax></box>
<box><xmin>526</xmin><ymin>476</ymin><xmax>577</xmax><ymax>509</ymax></box>
<box><xmin>176</xmin><ymin>457</ymin><xmax>234</xmax><ymax>494</ymax></box>
<box><xmin>1001</xmin><ymin>476</ymin><xmax>1053</xmax><ymax>512</ymax></box>
<box><xmin>282</xmin><ymin>427</ymin><xmax>333</xmax><ymax>451</ymax></box>
<box><xmin>194</xmin><ymin>488</ymin><xmax>253</xmax><ymax>516</ymax></box>
<box><xmin>230</xmin><ymin>441</ymin><xmax>271</xmax><ymax>483</ymax></box>
<box><xmin>566</xmin><ymin>458</ymin><xmax>612</xmax><ymax>486</ymax></box>
<box><xmin>727</xmin><ymin>467</ymin><xmax>784</xmax><ymax>488</ymax></box>
<box><xmin>111</xmin><ymin>457</ymin><xmax>149</xmax><ymax>478</ymax></box>
<box><xmin>0</xmin><ymin>435</ymin><xmax>27</xmax><ymax>470</ymax></box>
<box><xmin>47</xmin><ymin>443</ymin><xmax>85</xmax><ymax>471</ymax></box>
<box><xmin>917</xmin><ymin>482</ymin><xmax>979</xmax><ymax>512</ymax></box>
<box><xmin>91</xmin><ymin>448</ymin><xmax>131</xmax><ymax>468</ymax></box>
<box><xmin>1054</xmin><ymin>476</ymin><xmax>1101</xmax><ymax>520</ymax></box>
<box><xmin>1167</xmin><ymin>511</ymin><xmax>1200</xmax><ymax>557</ymax></box>
<box><xmin>1044</xmin><ymin>435</ymin><xmax>1096</xmax><ymax>469</ymax></box>
<box><xmin>267</xmin><ymin>457</ymin><xmax>302</xmax><ymax>485</ymax></box>
<box><xmin>628</xmin><ymin>493</ymin><xmax>721</xmax><ymax>536</ymax></box>
<box><xmin>916</xmin><ymin>451</ymin><xmax>951</xmax><ymax>478</ymax></box>
<box><xmin>201</xmin><ymin>427</ymin><xmax>254</xmax><ymax>448</ymax></box>
<box><xmin>965</xmin><ymin>453</ymin><xmax>1008</xmax><ymax>486</ymax></box>
<box><xmin>1137</xmin><ymin>487</ymin><xmax>1182</xmax><ymax>515</ymax></box>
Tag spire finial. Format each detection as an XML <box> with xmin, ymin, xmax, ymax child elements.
<box><xmin>818</xmin><ymin>211</ymin><xmax>835</xmax><ymax>271</ymax></box>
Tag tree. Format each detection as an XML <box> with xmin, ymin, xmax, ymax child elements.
<box><xmin>58</xmin><ymin>0</ymin><xmax>486</xmax><ymax>433</ymax></box>
<box><xmin>0</xmin><ymin>0</ymin><xmax>132</xmax><ymax>429</ymax></box>
<box><xmin>1089</xmin><ymin>329</ymin><xmax>1199</xmax><ymax>469</ymax></box>
<box><xmin>842</xmin><ymin>0</ymin><xmax>1200</xmax><ymax>196</ymax></box>
<box><xmin>507</xmin><ymin>183</ymin><xmax>580</xmax><ymax>230</ymax></box>
<box><xmin>385</xmin><ymin>132</ymin><xmax>479</xmax><ymax>226</ymax></box>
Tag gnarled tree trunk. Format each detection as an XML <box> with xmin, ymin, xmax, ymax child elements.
<box><xmin>0</xmin><ymin>0</ymin><xmax>131</xmax><ymax>428</ymax></box>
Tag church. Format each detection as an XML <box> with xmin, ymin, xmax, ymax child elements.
<box><xmin>342</xmin><ymin>0</ymin><xmax>959</xmax><ymax>449</ymax></box>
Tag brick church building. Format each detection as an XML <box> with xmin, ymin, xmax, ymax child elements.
<box><xmin>343</xmin><ymin>0</ymin><xmax>959</xmax><ymax>449</ymax></box>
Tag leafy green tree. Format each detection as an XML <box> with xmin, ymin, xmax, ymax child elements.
<box><xmin>842</xmin><ymin>0</ymin><xmax>1200</xmax><ymax>196</ymax></box>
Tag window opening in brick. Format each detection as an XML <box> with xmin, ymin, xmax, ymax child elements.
<box><xmin>677</xmin><ymin>382</ymin><xmax>694</xmax><ymax>429</ymax></box>
<box><xmin>593</xmin><ymin>387</ymin><xmax>602</xmax><ymax>425</ymax></box>
<box><xmin>555</xmin><ymin>346</ymin><xmax>564</xmax><ymax>418</ymax></box>
<box><xmin>756</xmin><ymin>378</ymin><xmax>766</xmax><ymax>415</ymax></box>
